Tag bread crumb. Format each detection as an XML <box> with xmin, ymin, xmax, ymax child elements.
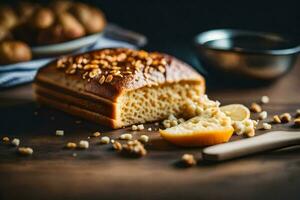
<box><xmin>250</xmin><ymin>103</ymin><xmax>262</xmax><ymax>113</ymax></box>
<box><xmin>139</xmin><ymin>135</ymin><xmax>149</xmax><ymax>143</ymax></box>
<box><xmin>296</xmin><ymin>109</ymin><xmax>300</xmax><ymax>118</ymax></box>
<box><xmin>147</xmin><ymin>127</ymin><xmax>152</xmax><ymax>131</ymax></box>
<box><xmin>294</xmin><ymin>118</ymin><xmax>300</xmax><ymax>126</ymax></box>
<box><xmin>181</xmin><ymin>154</ymin><xmax>197</xmax><ymax>166</ymax></box>
<box><xmin>280</xmin><ymin>113</ymin><xmax>291</xmax><ymax>123</ymax></box>
<box><xmin>11</xmin><ymin>138</ymin><xmax>20</xmax><ymax>147</ymax></box>
<box><xmin>154</xmin><ymin>122</ymin><xmax>159</xmax><ymax>126</ymax></box>
<box><xmin>119</xmin><ymin>133</ymin><xmax>133</xmax><ymax>140</ymax></box>
<box><xmin>261</xmin><ymin>96</ymin><xmax>270</xmax><ymax>104</ymax></box>
<box><xmin>2</xmin><ymin>136</ymin><xmax>9</xmax><ymax>143</ymax></box>
<box><xmin>259</xmin><ymin>111</ymin><xmax>268</xmax><ymax>120</ymax></box>
<box><xmin>137</xmin><ymin>124</ymin><xmax>144</xmax><ymax>130</ymax></box>
<box><xmin>66</xmin><ymin>142</ymin><xmax>77</xmax><ymax>149</ymax></box>
<box><xmin>273</xmin><ymin>115</ymin><xmax>281</xmax><ymax>123</ymax></box>
<box><xmin>112</xmin><ymin>141</ymin><xmax>122</xmax><ymax>151</ymax></box>
<box><xmin>79</xmin><ymin>140</ymin><xmax>89</xmax><ymax>149</ymax></box>
<box><xmin>262</xmin><ymin>123</ymin><xmax>272</xmax><ymax>130</ymax></box>
<box><xmin>55</xmin><ymin>130</ymin><xmax>64</xmax><ymax>136</ymax></box>
<box><xmin>131</xmin><ymin>125</ymin><xmax>138</xmax><ymax>131</ymax></box>
<box><xmin>100</xmin><ymin>136</ymin><xmax>110</xmax><ymax>144</ymax></box>
<box><xmin>92</xmin><ymin>132</ymin><xmax>101</xmax><ymax>137</ymax></box>
<box><xmin>122</xmin><ymin>140</ymin><xmax>147</xmax><ymax>157</ymax></box>
<box><xmin>18</xmin><ymin>147</ymin><xmax>33</xmax><ymax>155</ymax></box>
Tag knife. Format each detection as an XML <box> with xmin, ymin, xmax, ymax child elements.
<box><xmin>202</xmin><ymin>131</ymin><xmax>300</xmax><ymax>161</ymax></box>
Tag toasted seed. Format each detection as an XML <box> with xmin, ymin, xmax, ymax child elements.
<box><xmin>66</xmin><ymin>142</ymin><xmax>77</xmax><ymax>149</ymax></box>
<box><xmin>11</xmin><ymin>138</ymin><xmax>20</xmax><ymax>147</ymax></box>
<box><xmin>55</xmin><ymin>130</ymin><xmax>64</xmax><ymax>136</ymax></box>
<box><xmin>119</xmin><ymin>133</ymin><xmax>133</xmax><ymax>140</ymax></box>
<box><xmin>99</xmin><ymin>75</ymin><xmax>105</xmax><ymax>84</ymax></box>
<box><xmin>18</xmin><ymin>147</ymin><xmax>33</xmax><ymax>155</ymax></box>
<box><xmin>259</xmin><ymin>111</ymin><xmax>268</xmax><ymax>120</ymax></box>
<box><xmin>250</xmin><ymin>103</ymin><xmax>262</xmax><ymax>113</ymax></box>
<box><xmin>280</xmin><ymin>113</ymin><xmax>291</xmax><ymax>123</ymax></box>
<box><xmin>181</xmin><ymin>154</ymin><xmax>197</xmax><ymax>166</ymax></box>
<box><xmin>273</xmin><ymin>115</ymin><xmax>281</xmax><ymax>123</ymax></box>
<box><xmin>99</xmin><ymin>136</ymin><xmax>110</xmax><ymax>144</ymax></box>
<box><xmin>78</xmin><ymin>140</ymin><xmax>89</xmax><ymax>149</ymax></box>
<box><xmin>261</xmin><ymin>96</ymin><xmax>270</xmax><ymax>104</ymax></box>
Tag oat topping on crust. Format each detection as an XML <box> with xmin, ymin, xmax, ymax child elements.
<box><xmin>56</xmin><ymin>48</ymin><xmax>170</xmax><ymax>85</ymax></box>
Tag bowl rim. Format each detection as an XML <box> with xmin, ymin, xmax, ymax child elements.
<box><xmin>194</xmin><ymin>29</ymin><xmax>300</xmax><ymax>55</ymax></box>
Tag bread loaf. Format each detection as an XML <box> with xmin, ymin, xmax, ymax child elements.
<box><xmin>34</xmin><ymin>48</ymin><xmax>205</xmax><ymax>128</ymax></box>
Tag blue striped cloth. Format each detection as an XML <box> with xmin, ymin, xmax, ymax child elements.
<box><xmin>0</xmin><ymin>24</ymin><xmax>146</xmax><ymax>88</ymax></box>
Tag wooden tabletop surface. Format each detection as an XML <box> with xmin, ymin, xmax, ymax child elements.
<box><xmin>1</xmin><ymin>60</ymin><xmax>300</xmax><ymax>200</ymax></box>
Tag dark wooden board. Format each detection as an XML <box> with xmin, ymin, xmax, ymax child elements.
<box><xmin>1</xmin><ymin>60</ymin><xmax>300</xmax><ymax>200</ymax></box>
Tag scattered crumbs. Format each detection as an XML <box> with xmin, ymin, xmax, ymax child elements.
<box><xmin>261</xmin><ymin>123</ymin><xmax>272</xmax><ymax>130</ymax></box>
<box><xmin>119</xmin><ymin>133</ymin><xmax>133</xmax><ymax>140</ymax></box>
<box><xmin>92</xmin><ymin>132</ymin><xmax>101</xmax><ymax>137</ymax></box>
<box><xmin>137</xmin><ymin>124</ymin><xmax>144</xmax><ymax>130</ymax></box>
<box><xmin>261</xmin><ymin>96</ymin><xmax>270</xmax><ymax>104</ymax></box>
<box><xmin>66</xmin><ymin>142</ymin><xmax>77</xmax><ymax>149</ymax></box>
<box><xmin>147</xmin><ymin>127</ymin><xmax>152</xmax><ymax>131</ymax></box>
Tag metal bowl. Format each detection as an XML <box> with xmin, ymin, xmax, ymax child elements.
<box><xmin>194</xmin><ymin>29</ymin><xmax>300</xmax><ymax>82</ymax></box>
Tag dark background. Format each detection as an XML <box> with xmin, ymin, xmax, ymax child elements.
<box><xmin>5</xmin><ymin>0</ymin><xmax>300</xmax><ymax>73</ymax></box>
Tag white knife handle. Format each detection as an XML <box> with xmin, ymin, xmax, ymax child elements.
<box><xmin>202</xmin><ymin>131</ymin><xmax>300</xmax><ymax>161</ymax></box>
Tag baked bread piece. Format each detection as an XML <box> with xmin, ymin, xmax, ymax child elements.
<box><xmin>34</xmin><ymin>48</ymin><xmax>205</xmax><ymax>128</ymax></box>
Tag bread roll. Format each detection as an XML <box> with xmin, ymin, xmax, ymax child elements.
<box><xmin>0</xmin><ymin>41</ymin><xmax>32</xmax><ymax>65</ymax></box>
<box><xmin>34</xmin><ymin>48</ymin><xmax>205</xmax><ymax>128</ymax></box>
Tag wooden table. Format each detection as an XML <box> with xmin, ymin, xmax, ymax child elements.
<box><xmin>1</xmin><ymin>61</ymin><xmax>300</xmax><ymax>200</ymax></box>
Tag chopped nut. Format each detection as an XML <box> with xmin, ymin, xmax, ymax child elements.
<box><xmin>2</xmin><ymin>136</ymin><xmax>9</xmax><ymax>143</ymax></box>
<box><xmin>78</xmin><ymin>140</ymin><xmax>89</xmax><ymax>149</ymax></box>
<box><xmin>11</xmin><ymin>138</ymin><xmax>20</xmax><ymax>147</ymax></box>
<box><xmin>131</xmin><ymin>125</ymin><xmax>138</xmax><ymax>131</ymax></box>
<box><xmin>273</xmin><ymin>115</ymin><xmax>281</xmax><ymax>124</ymax></box>
<box><xmin>280</xmin><ymin>113</ymin><xmax>291</xmax><ymax>123</ymax></box>
<box><xmin>261</xmin><ymin>96</ymin><xmax>270</xmax><ymax>104</ymax></box>
<box><xmin>139</xmin><ymin>135</ymin><xmax>149</xmax><ymax>143</ymax></box>
<box><xmin>119</xmin><ymin>133</ymin><xmax>133</xmax><ymax>140</ymax></box>
<box><xmin>99</xmin><ymin>136</ymin><xmax>110</xmax><ymax>144</ymax></box>
<box><xmin>259</xmin><ymin>111</ymin><xmax>268</xmax><ymax>120</ymax></box>
<box><xmin>250</xmin><ymin>103</ymin><xmax>262</xmax><ymax>113</ymax></box>
<box><xmin>112</xmin><ymin>141</ymin><xmax>122</xmax><ymax>151</ymax></box>
<box><xmin>137</xmin><ymin>124</ymin><xmax>144</xmax><ymax>130</ymax></box>
<box><xmin>181</xmin><ymin>154</ymin><xmax>197</xmax><ymax>167</ymax></box>
<box><xmin>294</xmin><ymin>118</ymin><xmax>300</xmax><ymax>126</ymax></box>
<box><xmin>18</xmin><ymin>147</ymin><xmax>33</xmax><ymax>155</ymax></box>
<box><xmin>262</xmin><ymin>123</ymin><xmax>272</xmax><ymax>130</ymax></box>
<box><xmin>122</xmin><ymin>140</ymin><xmax>147</xmax><ymax>157</ymax></box>
<box><xmin>92</xmin><ymin>132</ymin><xmax>101</xmax><ymax>137</ymax></box>
<box><xmin>66</xmin><ymin>142</ymin><xmax>77</xmax><ymax>149</ymax></box>
<box><xmin>55</xmin><ymin>130</ymin><xmax>64</xmax><ymax>136</ymax></box>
